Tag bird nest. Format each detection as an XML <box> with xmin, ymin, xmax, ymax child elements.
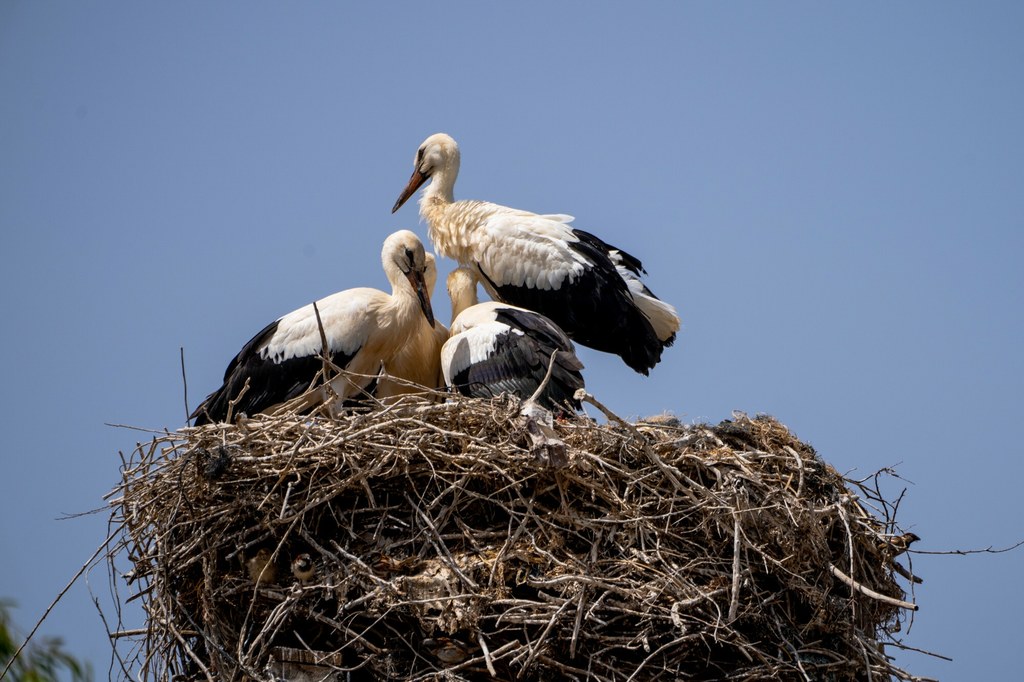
<box><xmin>107</xmin><ymin>392</ymin><xmax>924</xmax><ymax>681</ymax></box>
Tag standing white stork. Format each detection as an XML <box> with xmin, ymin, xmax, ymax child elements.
<box><xmin>375</xmin><ymin>253</ymin><xmax>449</xmax><ymax>401</ymax></box>
<box><xmin>441</xmin><ymin>267</ymin><xmax>584</xmax><ymax>414</ymax></box>
<box><xmin>191</xmin><ymin>230</ymin><xmax>434</xmax><ymax>425</ymax></box>
<box><xmin>392</xmin><ymin>132</ymin><xmax>680</xmax><ymax>375</ymax></box>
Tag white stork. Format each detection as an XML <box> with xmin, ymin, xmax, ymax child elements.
<box><xmin>375</xmin><ymin>253</ymin><xmax>449</xmax><ymax>401</ymax></box>
<box><xmin>441</xmin><ymin>267</ymin><xmax>584</xmax><ymax>414</ymax></box>
<box><xmin>392</xmin><ymin>132</ymin><xmax>680</xmax><ymax>375</ymax></box>
<box><xmin>191</xmin><ymin>230</ymin><xmax>434</xmax><ymax>425</ymax></box>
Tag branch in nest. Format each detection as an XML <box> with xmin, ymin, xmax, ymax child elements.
<box><xmin>828</xmin><ymin>563</ymin><xmax>918</xmax><ymax>611</ymax></box>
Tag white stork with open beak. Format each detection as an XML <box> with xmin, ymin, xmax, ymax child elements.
<box><xmin>440</xmin><ymin>267</ymin><xmax>584</xmax><ymax>414</ymax></box>
<box><xmin>191</xmin><ymin>230</ymin><xmax>434</xmax><ymax>425</ymax></box>
<box><xmin>375</xmin><ymin>253</ymin><xmax>449</xmax><ymax>401</ymax></box>
<box><xmin>392</xmin><ymin>132</ymin><xmax>680</xmax><ymax>375</ymax></box>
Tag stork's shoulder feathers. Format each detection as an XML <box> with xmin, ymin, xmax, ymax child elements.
<box><xmin>447</xmin><ymin>301</ymin><xmax>581</xmax><ymax>377</ymax></box>
<box><xmin>486</xmin><ymin>304</ymin><xmax>575</xmax><ymax>353</ymax></box>
<box><xmin>435</xmin><ymin>201</ymin><xmax>587</xmax><ymax>291</ymax></box>
<box><xmin>442</xmin><ymin>301</ymin><xmax>584</xmax><ymax>413</ymax></box>
<box><xmin>263</xmin><ymin>288</ymin><xmax>387</xmax><ymax>363</ymax></box>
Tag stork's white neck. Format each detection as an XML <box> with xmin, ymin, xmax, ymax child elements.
<box><xmin>380</xmin><ymin>257</ymin><xmax>421</xmax><ymax>325</ymax></box>
<box><xmin>374</xmin><ymin>275</ymin><xmax>426</xmax><ymax>356</ymax></box>
<box><xmin>418</xmin><ymin>150</ymin><xmax>458</xmax><ymax>242</ymax></box>
<box><xmin>381</xmin><ymin>259</ymin><xmax>408</xmax><ymax>296</ymax></box>
<box><xmin>424</xmin><ymin>168</ymin><xmax>456</xmax><ymax>204</ymax></box>
<box><xmin>447</xmin><ymin>269</ymin><xmax>479</xmax><ymax>323</ymax></box>
<box><xmin>420</xmin><ymin>146</ymin><xmax>459</xmax><ymax>206</ymax></box>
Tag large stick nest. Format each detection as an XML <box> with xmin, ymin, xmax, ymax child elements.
<box><xmin>108</xmin><ymin>393</ymin><xmax>924</xmax><ymax>681</ymax></box>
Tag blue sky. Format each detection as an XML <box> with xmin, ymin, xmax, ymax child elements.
<box><xmin>1</xmin><ymin>2</ymin><xmax>1022</xmax><ymax>679</ymax></box>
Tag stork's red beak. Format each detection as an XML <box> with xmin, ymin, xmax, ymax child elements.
<box><xmin>392</xmin><ymin>169</ymin><xmax>428</xmax><ymax>213</ymax></box>
<box><xmin>407</xmin><ymin>269</ymin><xmax>435</xmax><ymax>327</ymax></box>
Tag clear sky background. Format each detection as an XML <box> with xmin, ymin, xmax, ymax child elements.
<box><xmin>1</xmin><ymin>2</ymin><xmax>1021</xmax><ymax>679</ymax></box>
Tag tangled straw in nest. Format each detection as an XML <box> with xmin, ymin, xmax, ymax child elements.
<box><xmin>105</xmin><ymin>392</ymin><xmax>928</xmax><ymax>681</ymax></box>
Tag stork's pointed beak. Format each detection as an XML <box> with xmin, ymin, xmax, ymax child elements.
<box><xmin>392</xmin><ymin>169</ymin><xmax>428</xmax><ymax>213</ymax></box>
<box><xmin>407</xmin><ymin>269</ymin><xmax>435</xmax><ymax>327</ymax></box>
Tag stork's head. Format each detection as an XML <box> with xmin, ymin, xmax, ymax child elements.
<box><xmin>392</xmin><ymin>133</ymin><xmax>460</xmax><ymax>213</ymax></box>
<box><xmin>382</xmin><ymin>230</ymin><xmax>435</xmax><ymax>327</ymax></box>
